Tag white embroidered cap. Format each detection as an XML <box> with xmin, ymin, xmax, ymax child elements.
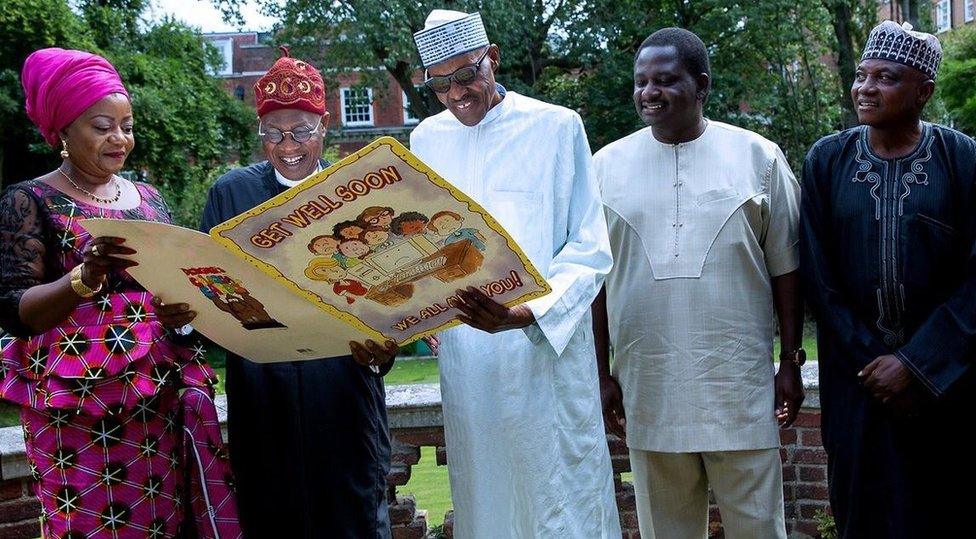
<box><xmin>861</xmin><ymin>20</ymin><xmax>942</xmax><ymax>80</ymax></box>
<box><xmin>413</xmin><ymin>10</ymin><xmax>489</xmax><ymax>69</ymax></box>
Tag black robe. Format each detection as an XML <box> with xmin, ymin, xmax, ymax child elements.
<box><xmin>800</xmin><ymin>124</ymin><xmax>976</xmax><ymax>538</ymax></box>
<box><xmin>201</xmin><ymin>161</ymin><xmax>392</xmax><ymax>538</ymax></box>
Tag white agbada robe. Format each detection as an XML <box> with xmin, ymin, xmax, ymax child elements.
<box><xmin>410</xmin><ymin>89</ymin><xmax>620</xmax><ymax>538</ymax></box>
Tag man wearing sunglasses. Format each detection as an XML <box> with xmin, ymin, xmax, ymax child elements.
<box><xmin>200</xmin><ymin>48</ymin><xmax>397</xmax><ymax>538</ymax></box>
<box><xmin>409</xmin><ymin>10</ymin><xmax>620</xmax><ymax>538</ymax></box>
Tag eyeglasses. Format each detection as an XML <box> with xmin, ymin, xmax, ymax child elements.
<box><xmin>258</xmin><ymin>117</ymin><xmax>322</xmax><ymax>144</ymax></box>
<box><xmin>423</xmin><ymin>47</ymin><xmax>490</xmax><ymax>94</ymax></box>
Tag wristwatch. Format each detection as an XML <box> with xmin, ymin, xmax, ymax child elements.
<box><xmin>780</xmin><ymin>348</ymin><xmax>806</xmax><ymax>367</ymax></box>
<box><xmin>69</xmin><ymin>264</ymin><xmax>103</xmax><ymax>298</ymax></box>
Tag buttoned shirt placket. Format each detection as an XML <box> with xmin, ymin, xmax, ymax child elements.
<box><xmin>671</xmin><ymin>144</ymin><xmax>684</xmax><ymax>259</ymax></box>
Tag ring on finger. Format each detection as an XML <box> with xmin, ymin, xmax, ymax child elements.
<box><xmin>91</xmin><ymin>245</ymin><xmax>101</xmax><ymax>257</ymax></box>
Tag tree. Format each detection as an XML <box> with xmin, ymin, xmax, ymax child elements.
<box><xmin>0</xmin><ymin>0</ymin><xmax>255</xmax><ymax>226</ymax></box>
<box><xmin>939</xmin><ymin>26</ymin><xmax>976</xmax><ymax>134</ymax></box>
<box><xmin>822</xmin><ymin>0</ymin><xmax>877</xmax><ymax>128</ymax></box>
<box><xmin>0</xmin><ymin>0</ymin><xmax>96</xmax><ymax>187</ymax></box>
<box><xmin>214</xmin><ymin>0</ymin><xmax>587</xmax><ymax>120</ymax></box>
<box><xmin>549</xmin><ymin>0</ymin><xmax>843</xmax><ymax>164</ymax></box>
<box><xmin>103</xmin><ymin>17</ymin><xmax>256</xmax><ymax>225</ymax></box>
<box><xmin>222</xmin><ymin>0</ymin><xmax>923</xmax><ymax>164</ymax></box>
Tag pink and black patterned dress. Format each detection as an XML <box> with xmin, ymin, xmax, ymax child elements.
<box><xmin>0</xmin><ymin>179</ymin><xmax>241</xmax><ymax>539</ymax></box>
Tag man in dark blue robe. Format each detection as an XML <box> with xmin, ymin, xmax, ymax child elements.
<box><xmin>801</xmin><ymin>21</ymin><xmax>976</xmax><ymax>538</ymax></box>
<box><xmin>201</xmin><ymin>49</ymin><xmax>397</xmax><ymax>538</ymax></box>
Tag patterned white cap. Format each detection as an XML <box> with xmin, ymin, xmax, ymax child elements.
<box><xmin>862</xmin><ymin>20</ymin><xmax>942</xmax><ymax>80</ymax></box>
<box><xmin>413</xmin><ymin>10</ymin><xmax>489</xmax><ymax>69</ymax></box>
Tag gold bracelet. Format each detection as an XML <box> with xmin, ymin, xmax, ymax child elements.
<box><xmin>69</xmin><ymin>264</ymin><xmax>103</xmax><ymax>298</ymax></box>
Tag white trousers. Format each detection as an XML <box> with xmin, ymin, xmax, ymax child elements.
<box><xmin>629</xmin><ymin>448</ymin><xmax>787</xmax><ymax>539</ymax></box>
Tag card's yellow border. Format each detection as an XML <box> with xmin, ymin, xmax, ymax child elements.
<box><xmin>209</xmin><ymin>136</ymin><xmax>551</xmax><ymax>345</ymax></box>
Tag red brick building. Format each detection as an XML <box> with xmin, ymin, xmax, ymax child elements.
<box><xmin>878</xmin><ymin>0</ymin><xmax>975</xmax><ymax>33</ymax></box>
<box><xmin>202</xmin><ymin>32</ymin><xmax>424</xmax><ymax>156</ymax></box>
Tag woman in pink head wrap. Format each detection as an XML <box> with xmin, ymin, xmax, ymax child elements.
<box><xmin>0</xmin><ymin>48</ymin><xmax>240</xmax><ymax>539</ymax></box>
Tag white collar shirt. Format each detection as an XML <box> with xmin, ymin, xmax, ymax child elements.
<box><xmin>595</xmin><ymin>121</ymin><xmax>800</xmax><ymax>452</ymax></box>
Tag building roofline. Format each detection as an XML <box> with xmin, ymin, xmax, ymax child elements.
<box><xmin>201</xmin><ymin>31</ymin><xmax>260</xmax><ymax>38</ymax></box>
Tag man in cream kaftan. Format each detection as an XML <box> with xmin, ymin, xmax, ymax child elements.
<box><xmin>592</xmin><ymin>29</ymin><xmax>803</xmax><ymax>539</ymax></box>
<box><xmin>409</xmin><ymin>9</ymin><xmax>619</xmax><ymax>538</ymax></box>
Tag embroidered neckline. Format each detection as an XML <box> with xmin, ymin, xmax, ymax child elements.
<box><xmin>859</xmin><ymin>123</ymin><xmax>933</xmax><ymax>164</ymax></box>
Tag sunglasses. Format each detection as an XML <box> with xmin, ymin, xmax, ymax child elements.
<box><xmin>423</xmin><ymin>48</ymin><xmax>491</xmax><ymax>94</ymax></box>
<box><xmin>258</xmin><ymin>117</ymin><xmax>323</xmax><ymax>144</ymax></box>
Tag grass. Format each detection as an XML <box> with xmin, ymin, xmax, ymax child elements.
<box><xmin>401</xmin><ymin>446</ymin><xmax>453</xmax><ymax>527</ymax></box>
<box><xmin>386</xmin><ymin>357</ymin><xmax>439</xmax><ymax>385</ymax></box>
<box><xmin>774</xmin><ymin>335</ymin><xmax>819</xmax><ymax>364</ymax></box>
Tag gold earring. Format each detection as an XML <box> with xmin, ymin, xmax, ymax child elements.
<box><xmin>60</xmin><ymin>140</ymin><xmax>69</xmax><ymax>159</ymax></box>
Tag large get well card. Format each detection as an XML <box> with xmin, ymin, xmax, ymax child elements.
<box><xmin>81</xmin><ymin>137</ymin><xmax>550</xmax><ymax>363</ymax></box>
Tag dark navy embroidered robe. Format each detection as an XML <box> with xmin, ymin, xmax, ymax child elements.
<box><xmin>201</xmin><ymin>161</ymin><xmax>392</xmax><ymax>538</ymax></box>
<box><xmin>800</xmin><ymin>124</ymin><xmax>976</xmax><ymax>538</ymax></box>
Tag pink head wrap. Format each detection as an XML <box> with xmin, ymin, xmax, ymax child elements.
<box><xmin>21</xmin><ymin>48</ymin><xmax>129</xmax><ymax>147</ymax></box>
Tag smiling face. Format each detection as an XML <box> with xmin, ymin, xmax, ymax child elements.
<box><xmin>633</xmin><ymin>45</ymin><xmax>707</xmax><ymax>139</ymax></box>
<box><xmin>428</xmin><ymin>45</ymin><xmax>503</xmax><ymax>127</ymax></box>
<box><xmin>260</xmin><ymin>108</ymin><xmax>327</xmax><ymax>182</ymax></box>
<box><xmin>339</xmin><ymin>239</ymin><xmax>370</xmax><ymax>258</ymax></box>
<box><xmin>338</xmin><ymin>224</ymin><xmax>364</xmax><ymax>240</ymax></box>
<box><xmin>323</xmin><ymin>265</ymin><xmax>346</xmax><ymax>282</ymax></box>
<box><xmin>310</xmin><ymin>235</ymin><xmax>340</xmax><ymax>255</ymax></box>
<box><xmin>62</xmin><ymin>93</ymin><xmax>134</xmax><ymax>180</ymax></box>
<box><xmin>363</xmin><ymin>229</ymin><xmax>390</xmax><ymax>245</ymax></box>
<box><xmin>365</xmin><ymin>211</ymin><xmax>393</xmax><ymax>228</ymax></box>
<box><xmin>852</xmin><ymin>58</ymin><xmax>933</xmax><ymax>128</ymax></box>
<box><xmin>400</xmin><ymin>219</ymin><xmax>427</xmax><ymax>236</ymax></box>
<box><xmin>431</xmin><ymin>214</ymin><xmax>462</xmax><ymax>235</ymax></box>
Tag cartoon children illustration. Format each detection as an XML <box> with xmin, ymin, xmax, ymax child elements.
<box><xmin>337</xmin><ymin>237</ymin><xmax>370</xmax><ymax>268</ymax></box>
<box><xmin>304</xmin><ymin>257</ymin><xmax>369</xmax><ymax>304</ymax></box>
<box><xmin>357</xmin><ymin>206</ymin><xmax>395</xmax><ymax>230</ymax></box>
<box><xmin>390</xmin><ymin>211</ymin><xmax>429</xmax><ymax>239</ymax></box>
<box><xmin>308</xmin><ymin>234</ymin><xmax>341</xmax><ymax>256</ymax></box>
<box><xmin>362</xmin><ymin>226</ymin><xmax>395</xmax><ymax>252</ymax></box>
<box><xmin>333</xmin><ymin>220</ymin><xmax>366</xmax><ymax>240</ymax></box>
<box><xmin>308</xmin><ymin>233</ymin><xmax>347</xmax><ymax>267</ymax></box>
<box><xmin>428</xmin><ymin>210</ymin><xmax>487</xmax><ymax>251</ymax></box>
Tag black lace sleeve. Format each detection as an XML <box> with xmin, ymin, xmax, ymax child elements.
<box><xmin>0</xmin><ymin>186</ymin><xmax>50</xmax><ymax>337</ymax></box>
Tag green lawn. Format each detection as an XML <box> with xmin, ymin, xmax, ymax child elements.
<box><xmin>774</xmin><ymin>335</ymin><xmax>819</xmax><ymax>363</ymax></box>
<box><xmin>386</xmin><ymin>357</ymin><xmax>439</xmax><ymax>385</ymax></box>
<box><xmin>402</xmin><ymin>446</ymin><xmax>453</xmax><ymax>527</ymax></box>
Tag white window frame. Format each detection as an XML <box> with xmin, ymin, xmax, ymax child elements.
<box><xmin>937</xmin><ymin>0</ymin><xmax>951</xmax><ymax>32</ymax></box>
<box><xmin>402</xmin><ymin>88</ymin><xmax>421</xmax><ymax>125</ymax></box>
<box><xmin>965</xmin><ymin>0</ymin><xmax>974</xmax><ymax>22</ymax></box>
<box><xmin>210</xmin><ymin>39</ymin><xmax>233</xmax><ymax>76</ymax></box>
<box><xmin>340</xmin><ymin>87</ymin><xmax>374</xmax><ymax>127</ymax></box>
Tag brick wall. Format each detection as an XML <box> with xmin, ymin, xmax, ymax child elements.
<box><xmin>383</xmin><ymin>406</ymin><xmax>831</xmax><ymax>539</ymax></box>
<box><xmin>0</xmin><ymin>387</ymin><xmax>832</xmax><ymax>538</ymax></box>
<box><xmin>0</xmin><ymin>478</ymin><xmax>39</xmax><ymax>538</ymax></box>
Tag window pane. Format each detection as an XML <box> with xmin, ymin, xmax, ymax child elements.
<box><xmin>342</xmin><ymin>88</ymin><xmax>373</xmax><ymax>125</ymax></box>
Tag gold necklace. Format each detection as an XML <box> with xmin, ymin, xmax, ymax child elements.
<box><xmin>58</xmin><ymin>167</ymin><xmax>122</xmax><ymax>204</ymax></box>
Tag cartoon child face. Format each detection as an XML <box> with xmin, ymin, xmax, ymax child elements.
<box><xmin>322</xmin><ymin>265</ymin><xmax>347</xmax><ymax>282</ymax></box>
<box><xmin>310</xmin><ymin>235</ymin><xmax>341</xmax><ymax>255</ymax></box>
<box><xmin>430</xmin><ymin>214</ymin><xmax>463</xmax><ymax>235</ymax></box>
<box><xmin>338</xmin><ymin>224</ymin><xmax>364</xmax><ymax>240</ymax></box>
<box><xmin>364</xmin><ymin>211</ymin><xmax>393</xmax><ymax>228</ymax></box>
<box><xmin>363</xmin><ymin>229</ymin><xmax>390</xmax><ymax>246</ymax></box>
<box><xmin>400</xmin><ymin>219</ymin><xmax>427</xmax><ymax>236</ymax></box>
<box><xmin>339</xmin><ymin>239</ymin><xmax>370</xmax><ymax>258</ymax></box>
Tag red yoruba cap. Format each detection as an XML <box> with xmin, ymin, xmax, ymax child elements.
<box><xmin>254</xmin><ymin>46</ymin><xmax>326</xmax><ymax>117</ymax></box>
